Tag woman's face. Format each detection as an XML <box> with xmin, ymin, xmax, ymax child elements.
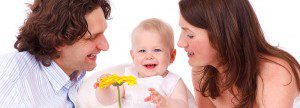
<box><xmin>177</xmin><ymin>14</ymin><xmax>218</xmax><ymax>67</ymax></box>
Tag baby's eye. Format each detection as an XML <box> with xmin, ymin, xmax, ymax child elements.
<box><xmin>187</xmin><ymin>34</ymin><xmax>194</xmax><ymax>39</ymax></box>
<box><xmin>154</xmin><ymin>49</ymin><xmax>162</xmax><ymax>52</ymax></box>
<box><xmin>138</xmin><ymin>49</ymin><xmax>146</xmax><ymax>53</ymax></box>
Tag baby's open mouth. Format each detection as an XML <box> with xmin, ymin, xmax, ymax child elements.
<box><xmin>143</xmin><ymin>64</ymin><xmax>157</xmax><ymax>69</ymax></box>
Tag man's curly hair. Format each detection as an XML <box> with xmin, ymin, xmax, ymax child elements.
<box><xmin>14</xmin><ymin>0</ymin><xmax>111</xmax><ymax>66</ymax></box>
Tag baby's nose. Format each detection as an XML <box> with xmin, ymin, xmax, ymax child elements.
<box><xmin>145</xmin><ymin>54</ymin><xmax>154</xmax><ymax>60</ymax></box>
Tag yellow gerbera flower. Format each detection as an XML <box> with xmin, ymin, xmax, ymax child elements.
<box><xmin>94</xmin><ymin>74</ymin><xmax>137</xmax><ymax>108</ymax></box>
<box><xmin>95</xmin><ymin>74</ymin><xmax>137</xmax><ymax>89</ymax></box>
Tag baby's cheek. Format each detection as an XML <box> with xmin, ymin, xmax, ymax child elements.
<box><xmin>134</xmin><ymin>57</ymin><xmax>142</xmax><ymax>64</ymax></box>
<box><xmin>160</xmin><ymin>57</ymin><xmax>171</xmax><ymax>64</ymax></box>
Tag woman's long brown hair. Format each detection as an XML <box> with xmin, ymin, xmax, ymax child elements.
<box><xmin>179</xmin><ymin>0</ymin><xmax>300</xmax><ymax>107</ymax></box>
<box><xmin>14</xmin><ymin>0</ymin><xmax>111</xmax><ymax>66</ymax></box>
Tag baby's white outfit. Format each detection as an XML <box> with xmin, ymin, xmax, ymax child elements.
<box><xmin>122</xmin><ymin>66</ymin><xmax>196</xmax><ymax>108</ymax></box>
<box><xmin>294</xmin><ymin>95</ymin><xmax>300</xmax><ymax>108</ymax></box>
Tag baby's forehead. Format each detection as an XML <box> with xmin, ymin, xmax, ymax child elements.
<box><xmin>132</xmin><ymin>29</ymin><xmax>169</xmax><ymax>40</ymax></box>
<box><xmin>134</xmin><ymin>42</ymin><xmax>169</xmax><ymax>47</ymax></box>
<box><xmin>131</xmin><ymin>26</ymin><xmax>174</xmax><ymax>50</ymax></box>
<box><xmin>132</xmin><ymin>40</ymin><xmax>173</xmax><ymax>51</ymax></box>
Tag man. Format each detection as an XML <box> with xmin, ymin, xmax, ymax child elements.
<box><xmin>0</xmin><ymin>0</ymin><xmax>111</xmax><ymax>107</ymax></box>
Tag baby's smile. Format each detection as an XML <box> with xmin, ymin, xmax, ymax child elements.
<box><xmin>143</xmin><ymin>64</ymin><xmax>157</xmax><ymax>69</ymax></box>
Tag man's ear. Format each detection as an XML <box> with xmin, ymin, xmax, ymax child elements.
<box><xmin>170</xmin><ymin>49</ymin><xmax>176</xmax><ymax>63</ymax></box>
<box><xmin>55</xmin><ymin>46</ymin><xmax>63</xmax><ymax>52</ymax></box>
<box><xmin>130</xmin><ymin>50</ymin><xmax>134</xmax><ymax>60</ymax></box>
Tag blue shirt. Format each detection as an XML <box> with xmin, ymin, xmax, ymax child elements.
<box><xmin>0</xmin><ymin>52</ymin><xmax>86</xmax><ymax>107</ymax></box>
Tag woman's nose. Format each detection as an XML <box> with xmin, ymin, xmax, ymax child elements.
<box><xmin>177</xmin><ymin>35</ymin><xmax>188</xmax><ymax>48</ymax></box>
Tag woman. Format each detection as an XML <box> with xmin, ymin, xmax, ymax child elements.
<box><xmin>177</xmin><ymin>0</ymin><xmax>300</xmax><ymax>107</ymax></box>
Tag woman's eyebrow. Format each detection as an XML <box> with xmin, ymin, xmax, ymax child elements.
<box><xmin>181</xmin><ymin>27</ymin><xmax>195</xmax><ymax>34</ymax></box>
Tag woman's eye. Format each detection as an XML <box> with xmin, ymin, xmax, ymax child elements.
<box><xmin>187</xmin><ymin>34</ymin><xmax>194</xmax><ymax>39</ymax></box>
<box><xmin>154</xmin><ymin>49</ymin><xmax>162</xmax><ymax>52</ymax></box>
<box><xmin>138</xmin><ymin>49</ymin><xmax>146</xmax><ymax>53</ymax></box>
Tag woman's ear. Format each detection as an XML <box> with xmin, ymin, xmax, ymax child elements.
<box><xmin>170</xmin><ymin>49</ymin><xmax>176</xmax><ymax>63</ymax></box>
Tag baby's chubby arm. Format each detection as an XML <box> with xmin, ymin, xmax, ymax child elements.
<box><xmin>144</xmin><ymin>79</ymin><xmax>189</xmax><ymax>108</ymax></box>
<box><xmin>94</xmin><ymin>74</ymin><xmax>125</xmax><ymax>105</ymax></box>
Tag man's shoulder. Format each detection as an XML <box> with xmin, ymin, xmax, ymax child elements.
<box><xmin>0</xmin><ymin>51</ymin><xmax>40</xmax><ymax>80</ymax></box>
<box><xmin>1</xmin><ymin>51</ymin><xmax>37</xmax><ymax>63</ymax></box>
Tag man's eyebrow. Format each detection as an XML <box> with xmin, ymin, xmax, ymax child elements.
<box><xmin>87</xmin><ymin>30</ymin><xmax>103</xmax><ymax>38</ymax></box>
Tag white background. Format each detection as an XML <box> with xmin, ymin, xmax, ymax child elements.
<box><xmin>0</xmin><ymin>0</ymin><xmax>299</xmax><ymax>95</ymax></box>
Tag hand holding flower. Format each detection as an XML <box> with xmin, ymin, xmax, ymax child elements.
<box><xmin>94</xmin><ymin>74</ymin><xmax>137</xmax><ymax>108</ymax></box>
<box><xmin>94</xmin><ymin>74</ymin><xmax>111</xmax><ymax>89</ymax></box>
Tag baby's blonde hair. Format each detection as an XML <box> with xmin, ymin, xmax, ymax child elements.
<box><xmin>131</xmin><ymin>18</ymin><xmax>174</xmax><ymax>50</ymax></box>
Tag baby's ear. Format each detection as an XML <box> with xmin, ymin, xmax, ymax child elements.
<box><xmin>170</xmin><ymin>49</ymin><xmax>176</xmax><ymax>63</ymax></box>
<box><xmin>130</xmin><ymin>50</ymin><xmax>134</xmax><ymax>60</ymax></box>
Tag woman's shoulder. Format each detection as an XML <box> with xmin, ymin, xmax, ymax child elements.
<box><xmin>256</xmin><ymin>55</ymin><xmax>299</xmax><ymax>107</ymax></box>
<box><xmin>259</xmin><ymin>55</ymin><xmax>295</xmax><ymax>84</ymax></box>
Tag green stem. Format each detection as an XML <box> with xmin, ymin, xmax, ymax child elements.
<box><xmin>117</xmin><ymin>86</ymin><xmax>122</xmax><ymax>108</ymax></box>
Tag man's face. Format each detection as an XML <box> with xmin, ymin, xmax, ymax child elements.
<box><xmin>54</xmin><ymin>7</ymin><xmax>109</xmax><ymax>75</ymax></box>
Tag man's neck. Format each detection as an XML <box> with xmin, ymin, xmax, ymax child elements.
<box><xmin>69</xmin><ymin>71</ymin><xmax>80</xmax><ymax>81</ymax></box>
<box><xmin>53</xmin><ymin>59</ymin><xmax>78</xmax><ymax>80</ymax></box>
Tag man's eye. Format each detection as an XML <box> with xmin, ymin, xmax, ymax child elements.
<box><xmin>85</xmin><ymin>37</ymin><xmax>94</xmax><ymax>40</ymax></box>
<box><xmin>154</xmin><ymin>49</ymin><xmax>162</xmax><ymax>52</ymax></box>
<box><xmin>83</xmin><ymin>35</ymin><xmax>94</xmax><ymax>41</ymax></box>
<box><xmin>187</xmin><ymin>34</ymin><xmax>194</xmax><ymax>39</ymax></box>
<box><xmin>138</xmin><ymin>49</ymin><xmax>146</xmax><ymax>53</ymax></box>
<box><xmin>85</xmin><ymin>30</ymin><xmax>95</xmax><ymax>40</ymax></box>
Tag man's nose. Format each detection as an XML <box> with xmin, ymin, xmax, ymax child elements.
<box><xmin>96</xmin><ymin>35</ymin><xmax>109</xmax><ymax>51</ymax></box>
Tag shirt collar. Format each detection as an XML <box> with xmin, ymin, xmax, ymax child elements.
<box><xmin>76</xmin><ymin>71</ymin><xmax>86</xmax><ymax>82</ymax></box>
<box><xmin>41</xmin><ymin>61</ymin><xmax>86</xmax><ymax>94</ymax></box>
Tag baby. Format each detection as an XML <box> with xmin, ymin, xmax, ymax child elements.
<box><xmin>95</xmin><ymin>18</ymin><xmax>195</xmax><ymax>108</ymax></box>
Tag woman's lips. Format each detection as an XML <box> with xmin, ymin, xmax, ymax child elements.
<box><xmin>187</xmin><ymin>52</ymin><xmax>194</xmax><ymax>57</ymax></box>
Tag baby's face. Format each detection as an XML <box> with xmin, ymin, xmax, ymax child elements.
<box><xmin>131</xmin><ymin>30</ymin><xmax>174</xmax><ymax>78</ymax></box>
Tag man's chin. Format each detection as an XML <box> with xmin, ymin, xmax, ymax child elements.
<box><xmin>84</xmin><ymin>65</ymin><xmax>96</xmax><ymax>71</ymax></box>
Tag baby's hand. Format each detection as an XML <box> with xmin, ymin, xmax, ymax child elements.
<box><xmin>93</xmin><ymin>74</ymin><xmax>111</xmax><ymax>89</ymax></box>
<box><xmin>144</xmin><ymin>88</ymin><xmax>167</xmax><ymax>108</ymax></box>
